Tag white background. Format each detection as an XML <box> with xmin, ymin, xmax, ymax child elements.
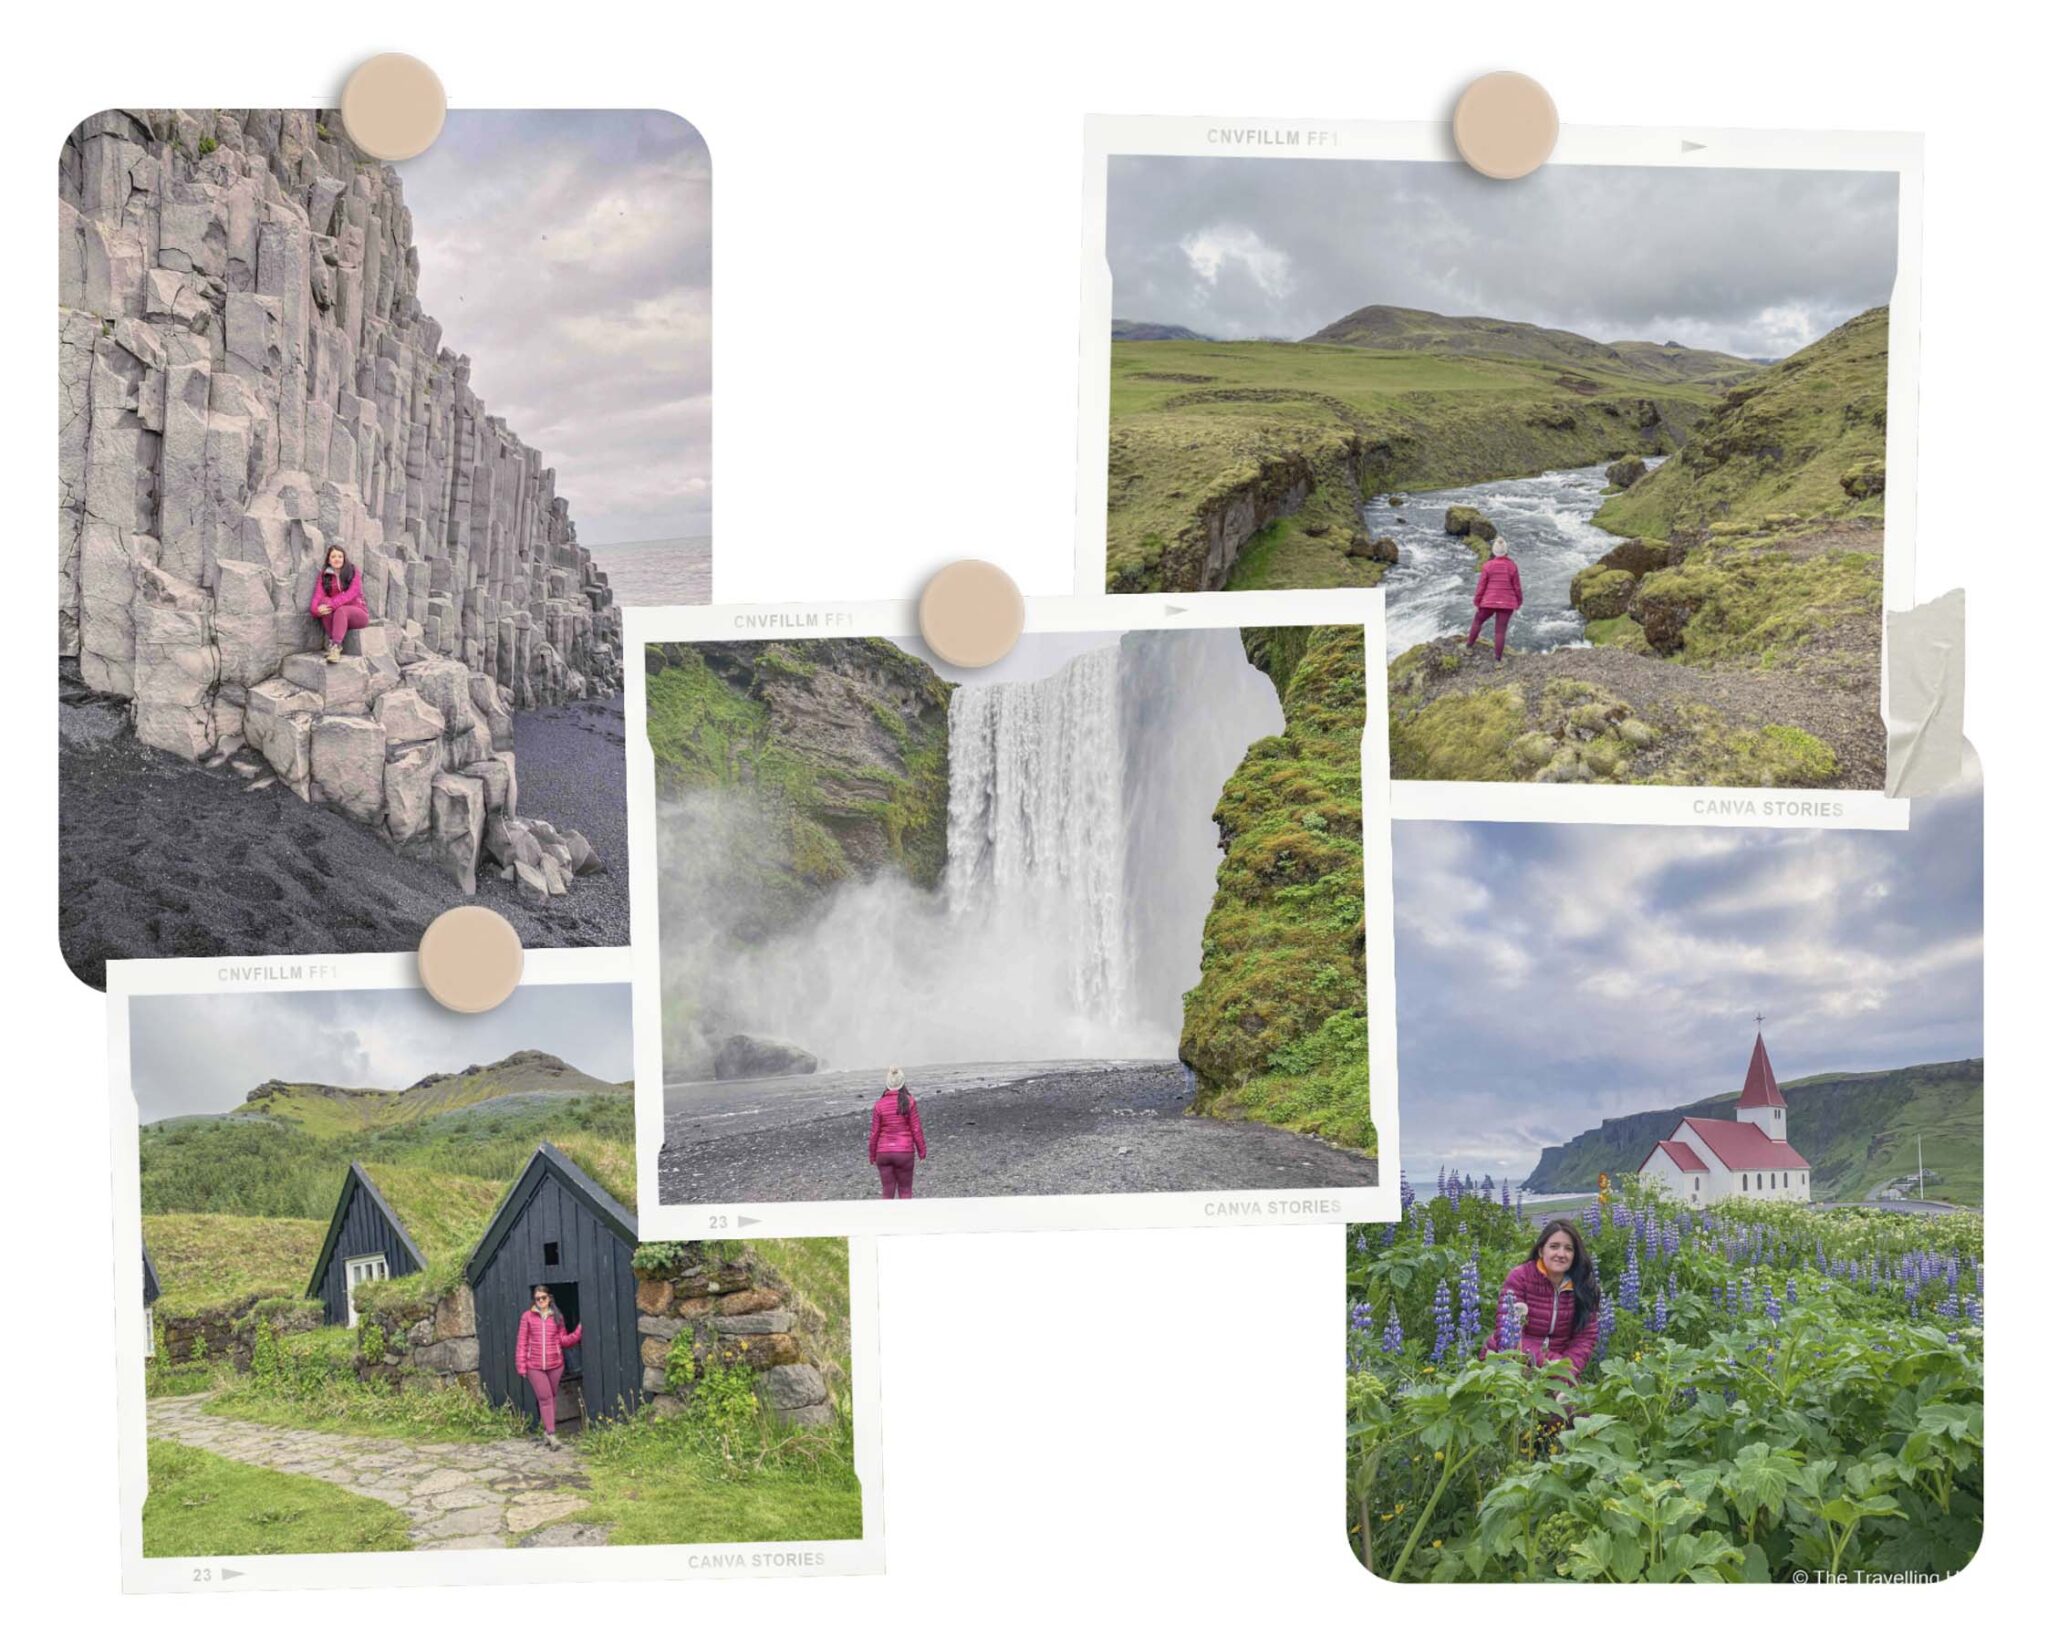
<box><xmin>4</xmin><ymin>0</ymin><xmax>2031</xmax><ymax>1614</ymax></box>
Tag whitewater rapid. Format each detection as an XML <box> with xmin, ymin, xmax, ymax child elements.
<box><xmin>1375</xmin><ymin>460</ymin><xmax>1663</xmax><ymax>658</ymax></box>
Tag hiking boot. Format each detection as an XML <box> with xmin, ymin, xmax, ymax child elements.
<box><xmin>325</xmin><ymin>642</ymin><xmax>341</xmax><ymax>663</ymax></box>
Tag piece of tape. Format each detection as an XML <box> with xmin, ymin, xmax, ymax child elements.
<box><xmin>1885</xmin><ymin>588</ymin><xmax>1966</xmax><ymax>798</ymax></box>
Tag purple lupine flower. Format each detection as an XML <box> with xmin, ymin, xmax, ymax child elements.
<box><xmin>1500</xmin><ymin>1178</ymin><xmax>1513</xmax><ymax>1211</ymax></box>
<box><xmin>1422</xmin><ymin>1215</ymin><xmax>1435</xmax><ymax>1247</ymax></box>
<box><xmin>1762</xmin><ymin>1285</ymin><xmax>1782</xmax><ymax>1325</ymax></box>
<box><xmin>1399</xmin><ymin>1173</ymin><xmax>1416</xmax><ymax>1214</ymax></box>
<box><xmin>1431</xmin><ymin>1279</ymin><xmax>1455</xmax><ymax>1363</ymax></box>
<box><xmin>1382</xmin><ymin>1309</ymin><xmax>1405</xmax><ymax>1354</ymax></box>
<box><xmin>1456</xmin><ymin>1255</ymin><xmax>1484</xmax><ymax>1354</ymax></box>
<box><xmin>1619</xmin><ymin>1237</ymin><xmax>1642</xmax><ymax>1313</ymax></box>
<box><xmin>1595</xmin><ymin>1295</ymin><xmax>1616</xmax><ymax>1361</ymax></box>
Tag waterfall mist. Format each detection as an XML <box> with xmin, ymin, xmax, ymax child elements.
<box><xmin>658</xmin><ymin>629</ymin><xmax>1284</xmax><ymax>1077</ymax></box>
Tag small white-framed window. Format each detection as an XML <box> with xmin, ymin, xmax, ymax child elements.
<box><xmin>344</xmin><ymin>1253</ymin><xmax>389</xmax><ymax>1327</ymax></box>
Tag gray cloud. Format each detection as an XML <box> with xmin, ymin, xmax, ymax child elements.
<box><xmin>1108</xmin><ymin>157</ymin><xmax>1898</xmax><ymax>358</ymax></box>
<box><xmin>397</xmin><ymin>111</ymin><xmax>710</xmax><ymax>546</ymax></box>
<box><xmin>1391</xmin><ymin>777</ymin><xmax>1982</xmax><ymax>1184</ymax></box>
<box><xmin>130</xmin><ymin>982</ymin><xmax>634</xmax><ymax>1122</ymax></box>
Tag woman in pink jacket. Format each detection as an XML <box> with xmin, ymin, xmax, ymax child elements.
<box><xmin>1483</xmin><ymin>1218</ymin><xmax>1602</xmax><ymax>1383</ymax></box>
<box><xmin>514</xmin><ymin>1284</ymin><xmax>584</xmax><ymax>1448</ymax></box>
<box><xmin>309</xmin><ymin>544</ymin><xmax>368</xmax><ymax>664</ymax></box>
<box><xmin>867</xmin><ymin>1066</ymin><xmax>927</xmax><ymax>1198</ymax></box>
<box><xmin>1466</xmin><ymin>537</ymin><xmax>1523</xmax><ymax>663</ymax></box>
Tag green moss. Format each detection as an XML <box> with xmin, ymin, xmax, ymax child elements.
<box><xmin>1583</xmin><ymin>615</ymin><xmax>1648</xmax><ymax>652</ymax></box>
<box><xmin>1661</xmin><ymin>717</ymin><xmax>1840</xmax><ymax>788</ymax></box>
<box><xmin>1629</xmin><ymin>542</ymin><xmax>1881</xmax><ymax>664</ymax></box>
<box><xmin>1596</xmin><ymin>307</ymin><xmax>1889</xmax><ymax>538</ymax></box>
<box><xmin>1388</xmin><ymin>684</ymin><xmax>1525</xmax><ymax>782</ymax></box>
<box><xmin>1180</xmin><ymin>628</ymin><xmax>1373</xmax><ymax>1151</ymax></box>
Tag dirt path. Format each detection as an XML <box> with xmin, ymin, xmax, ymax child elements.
<box><xmin>661</xmin><ymin>1060</ymin><xmax>1377</xmax><ymax>1204</ymax></box>
<box><xmin>149</xmin><ymin>1396</ymin><xmax>607</xmax><ymax>1550</ymax></box>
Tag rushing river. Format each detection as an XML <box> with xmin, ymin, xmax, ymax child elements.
<box><xmin>1373</xmin><ymin>460</ymin><xmax>1662</xmax><ymax>658</ymax></box>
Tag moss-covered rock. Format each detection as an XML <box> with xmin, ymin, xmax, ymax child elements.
<box><xmin>1606</xmin><ymin>453</ymin><xmax>1648</xmax><ymax>489</ymax></box>
<box><xmin>1179</xmin><ymin>627</ymin><xmax>1371</xmax><ymax>1151</ymax></box>
<box><xmin>1570</xmin><ymin>565</ymin><xmax>1638</xmax><ymax>621</ymax></box>
<box><xmin>1590</xmin><ymin>537</ymin><xmax>1672</xmax><ymax>578</ymax></box>
<box><xmin>1444</xmin><ymin>504</ymin><xmax>1498</xmax><ymax>542</ymax></box>
<box><xmin>1840</xmin><ymin>459</ymin><xmax>1886</xmax><ymax>500</ymax></box>
<box><xmin>1388</xmin><ymin>682</ymin><xmax>1526</xmax><ymax>782</ymax></box>
<box><xmin>645</xmin><ymin>639</ymin><xmax>952</xmax><ymax>936</ymax></box>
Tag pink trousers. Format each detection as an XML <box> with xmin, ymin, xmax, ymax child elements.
<box><xmin>318</xmin><ymin>604</ymin><xmax>371</xmax><ymax>648</ymax></box>
<box><xmin>525</xmin><ymin>1365</ymin><xmax>562</xmax><ymax>1433</ymax></box>
<box><xmin>876</xmin><ymin>1152</ymin><xmax>916</xmax><ymax>1199</ymax></box>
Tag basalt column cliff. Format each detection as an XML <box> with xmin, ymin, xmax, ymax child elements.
<box><xmin>59</xmin><ymin>108</ymin><xmax>622</xmax><ymax>895</ymax></box>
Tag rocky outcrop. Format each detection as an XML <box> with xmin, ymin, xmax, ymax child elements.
<box><xmin>633</xmin><ymin>1245</ymin><xmax>837</xmax><ymax>1429</ymax></box>
<box><xmin>1443</xmin><ymin>505</ymin><xmax>1497</xmax><ymax>542</ymax></box>
<box><xmin>59</xmin><ymin>109</ymin><xmax>620</xmax><ymax>892</ymax></box>
<box><xmin>712</xmin><ymin>1034</ymin><xmax>821</xmax><ymax>1080</ymax></box>
<box><xmin>1606</xmin><ymin>453</ymin><xmax>1648</xmax><ymax>490</ymax></box>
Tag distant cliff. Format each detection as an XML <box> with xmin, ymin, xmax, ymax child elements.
<box><xmin>59</xmin><ymin>109</ymin><xmax>622</xmax><ymax>889</ymax></box>
<box><xmin>1524</xmin><ymin>1057</ymin><xmax>1983</xmax><ymax>1203</ymax></box>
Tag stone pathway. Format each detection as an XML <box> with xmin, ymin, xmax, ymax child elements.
<box><xmin>150</xmin><ymin>1396</ymin><xmax>605</xmax><ymax>1550</ymax></box>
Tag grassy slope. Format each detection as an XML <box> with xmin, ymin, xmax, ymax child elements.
<box><xmin>746</xmin><ymin>1237</ymin><xmax>854</xmax><ymax>1387</ymax></box>
<box><xmin>1105</xmin><ymin>338</ymin><xmax>1719</xmax><ymax>591</ymax></box>
<box><xmin>143</xmin><ymin>1438</ymin><xmax>412</xmax><ymax>1556</ymax></box>
<box><xmin>1305</xmin><ymin>306</ymin><xmax>1762</xmax><ymax>389</ymax></box>
<box><xmin>142</xmin><ymin>1213</ymin><xmax>327</xmax><ymax>1317</ymax></box>
<box><xmin>1523</xmin><ymin>1058</ymin><xmax>1983</xmax><ymax>1204</ymax></box>
<box><xmin>1596</xmin><ymin>307</ymin><xmax>1888</xmax><ymax>537</ymax></box>
<box><xmin>1179</xmin><ymin>626</ymin><xmax>1372</xmax><ymax>1150</ymax></box>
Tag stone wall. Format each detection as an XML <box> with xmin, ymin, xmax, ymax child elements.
<box><xmin>635</xmin><ymin>1247</ymin><xmax>838</xmax><ymax>1430</ymax></box>
<box><xmin>356</xmin><ymin>1280</ymin><xmax>484</xmax><ymax>1395</ymax></box>
<box><xmin>158</xmin><ymin>1293</ymin><xmax>323</xmax><ymax>1370</ymax></box>
<box><xmin>59</xmin><ymin>109</ymin><xmax>620</xmax><ymax>891</ymax></box>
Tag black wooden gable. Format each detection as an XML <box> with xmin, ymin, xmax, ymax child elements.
<box><xmin>307</xmin><ymin>1163</ymin><xmax>429</xmax><ymax>1325</ymax></box>
<box><xmin>466</xmin><ymin>1141</ymin><xmax>636</xmax><ymax>1285</ymax></box>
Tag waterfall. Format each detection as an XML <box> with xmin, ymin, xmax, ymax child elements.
<box><xmin>945</xmin><ymin>645</ymin><xmax>1132</xmax><ymax>1026</ymax></box>
<box><xmin>660</xmin><ymin>629</ymin><xmax>1284</xmax><ymax>1073</ymax></box>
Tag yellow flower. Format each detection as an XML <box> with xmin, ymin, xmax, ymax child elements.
<box><xmin>1433</xmin><ymin>1450</ymin><xmax>1444</xmax><ymax>1461</ymax></box>
<box><xmin>1432</xmin><ymin>1540</ymin><xmax>1443</xmax><ymax>1549</ymax></box>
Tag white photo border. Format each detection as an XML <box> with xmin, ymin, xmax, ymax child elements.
<box><xmin>107</xmin><ymin>947</ymin><xmax>885</xmax><ymax>1590</ymax></box>
<box><xmin>625</xmin><ymin>590</ymin><xmax>1400</xmax><ymax>1238</ymax></box>
<box><xmin>1075</xmin><ymin>114</ymin><xmax>1922</xmax><ymax>833</ymax></box>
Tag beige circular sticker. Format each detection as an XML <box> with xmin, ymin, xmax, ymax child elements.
<box><xmin>1452</xmin><ymin>72</ymin><xmax>1558</xmax><ymax>181</ymax></box>
<box><xmin>918</xmin><ymin>560</ymin><xmax>1025</xmax><ymax>669</ymax></box>
<box><xmin>339</xmin><ymin>53</ymin><xmax>448</xmax><ymax>162</ymax></box>
<box><xmin>418</xmin><ymin>906</ymin><xmax>524</xmax><ymax>1014</ymax></box>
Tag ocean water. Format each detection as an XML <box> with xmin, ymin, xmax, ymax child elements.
<box><xmin>586</xmin><ymin>534</ymin><xmax>712</xmax><ymax>607</ymax></box>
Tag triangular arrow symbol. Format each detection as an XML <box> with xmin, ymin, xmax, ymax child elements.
<box><xmin>1681</xmin><ymin>140</ymin><xmax>1706</xmax><ymax>152</ymax></box>
<box><xmin>1164</xmin><ymin>604</ymin><xmax>1187</xmax><ymax>616</ymax></box>
<box><xmin>221</xmin><ymin>1570</ymin><xmax>244</xmax><ymax>1581</ymax></box>
<box><xmin>736</xmin><ymin>1215</ymin><xmax>760</xmax><ymax>1229</ymax></box>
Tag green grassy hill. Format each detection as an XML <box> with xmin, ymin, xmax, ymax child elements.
<box><xmin>1106</xmin><ymin>334</ymin><xmax>1720</xmax><ymax>594</ymax></box>
<box><xmin>141</xmin><ymin>1212</ymin><xmax>328</xmax><ymax>1316</ymax></box>
<box><xmin>1609</xmin><ymin>339</ymin><xmax>1767</xmax><ymax>390</ymax></box>
<box><xmin>233</xmin><ymin>1049</ymin><xmax>624</xmax><ymax>1133</ymax></box>
<box><xmin>1596</xmin><ymin>306</ymin><xmax>1889</xmax><ymax>537</ymax></box>
<box><xmin>1522</xmin><ymin>1057</ymin><xmax>1982</xmax><ymax>1204</ymax></box>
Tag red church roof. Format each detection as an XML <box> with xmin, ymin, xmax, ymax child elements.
<box><xmin>1640</xmin><ymin>1138</ymin><xmax>1709</xmax><ymax>1175</ymax></box>
<box><xmin>1678</xmin><ymin>1115</ymin><xmax>1809</xmax><ymax>1172</ymax></box>
<box><xmin>1737</xmin><ymin>1034</ymin><xmax>1787</xmax><ymax>1109</ymax></box>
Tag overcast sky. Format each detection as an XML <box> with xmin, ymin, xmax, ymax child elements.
<box><xmin>130</xmin><ymin>982</ymin><xmax>634</xmax><ymax>1122</ymax></box>
<box><xmin>1391</xmin><ymin>776</ymin><xmax>1982</xmax><ymax>1186</ymax></box>
<box><xmin>398</xmin><ymin>111</ymin><xmax>711</xmax><ymax>547</ymax></box>
<box><xmin>1108</xmin><ymin>157</ymin><xmax>1899</xmax><ymax>358</ymax></box>
<box><xmin>891</xmin><ymin>631</ymin><xmax>1126</xmax><ymax>687</ymax></box>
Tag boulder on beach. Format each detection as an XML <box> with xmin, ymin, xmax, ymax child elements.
<box><xmin>713</xmin><ymin>1034</ymin><xmax>822</xmax><ymax>1081</ymax></box>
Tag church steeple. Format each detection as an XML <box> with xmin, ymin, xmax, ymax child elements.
<box><xmin>1735</xmin><ymin>1021</ymin><xmax>1788</xmax><ymax>1141</ymax></box>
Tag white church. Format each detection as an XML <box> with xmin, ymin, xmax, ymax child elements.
<box><xmin>1637</xmin><ymin>1031</ymin><xmax>1812</xmax><ymax>1206</ymax></box>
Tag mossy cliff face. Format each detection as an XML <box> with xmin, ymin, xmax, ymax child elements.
<box><xmin>1178</xmin><ymin>626</ymin><xmax>1372</xmax><ymax>1150</ymax></box>
<box><xmin>645</xmin><ymin>639</ymin><xmax>951</xmax><ymax>935</ymax></box>
<box><xmin>1595</xmin><ymin>306</ymin><xmax>1889</xmax><ymax>538</ymax></box>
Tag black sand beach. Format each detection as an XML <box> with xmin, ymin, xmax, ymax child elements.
<box><xmin>59</xmin><ymin>669</ymin><xmax>630</xmax><ymax>988</ymax></box>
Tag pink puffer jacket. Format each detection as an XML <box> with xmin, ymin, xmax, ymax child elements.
<box><xmin>1483</xmin><ymin>1258</ymin><xmax>1599</xmax><ymax>1380</ymax></box>
<box><xmin>1473</xmin><ymin>556</ymin><xmax>1523</xmax><ymax>611</ymax></box>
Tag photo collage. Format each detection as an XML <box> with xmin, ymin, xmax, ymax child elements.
<box><xmin>52</xmin><ymin>90</ymin><xmax>1977</xmax><ymax>1593</ymax></box>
